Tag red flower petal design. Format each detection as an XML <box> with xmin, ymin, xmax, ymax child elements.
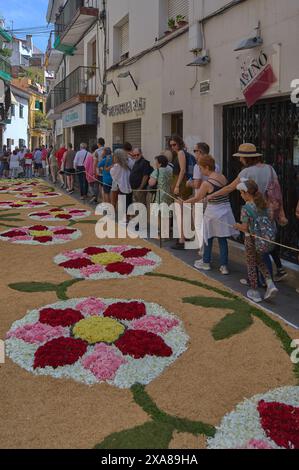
<box><xmin>258</xmin><ymin>400</ymin><xmax>299</xmax><ymax>449</ymax></box>
<box><xmin>69</xmin><ymin>210</ymin><xmax>86</xmax><ymax>214</ymax></box>
<box><xmin>2</xmin><ymin>230</ymin><xmax>27</xmax><ymax>238</ymax></box>
<box><xmin>104</xmin><ymin>302</ymin><xmax>146</xmax><ymax>321</ymax></box>
<box><xmin>105</xmin><ymin>262</ymin><xmax>134</xmax><ymax>275</ymax></box>
<box><xmin>115</xmin><ymin>330</ymin><xmax>173</xmax><ymax>359</ymax></box>
<box><xmin>56</xmin><ymin>214</ymin><xmax>72</xmax><ymax>220</ymax></box>
<box><xmin>122</xmin><ymin>248</ymin><xmax>151</xmax><ymax>259</ymax></box>
<box><xmin>33</xmin><ymin>337</ymin><xmax>87</xmax><ymax>369</ymax></box>
<box><xmin>32</xmin><ymin>212</ymin><xmax>49</xmax><ymax>217</ymax></box>
<box><xmin>83</xmin><ymin>247</ymin><xmax>107</xmax><ymax>256</ymax></box>
<box><xmin>31</xmin><ymin>202</ymin><xmax>45</xmax><ymax>206</ymax></box>
<box><xmin>39</xmin><ymin>308</ymin><xmax>84</xmax><ymax>327</ymax></box>
<box><xmin>29</xmin><ymin>225</ymin><xmax>49</xmax><ymax>231</ymax></box>
<box><xmin>33</xmin><ymin>236</ymin><xmax>53</xmax><ymax>243</ymax></box>
<box><xmin>49</xmin><ymin>208</ymin><xmax>60</xmax><ymax>212</ymax></box>
<box><xmin>59</xmin><ymin>258</ymin><xmax>94</xmax><ymax>269</ymax></box>
<box><xmin>54</xmin><ymin>228</ymin><xmax>77</xmax><ymax>235</ymax></box>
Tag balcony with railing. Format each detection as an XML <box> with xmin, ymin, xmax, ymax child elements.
<box><xmin>45</xmin><ymin>32</ymin><xmax>64</xmax><ymax>72</ymax></box>
<box><xmin>54</xmin><ymin>0</ymin><xmax>99</xmax><ymax>52</ymax></box>
<box><xmin>53</xmin><ymin>66</ymin><xmax>98</xmax><ymax>113</ymax></box>
<box><xmin>0</xmin><ymin>56</ymin><xmax>12</xmax><ymax>82</ymax></box>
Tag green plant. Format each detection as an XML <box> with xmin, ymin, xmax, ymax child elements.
<box><xmin>176</xmin><ymin>15</ymin><xmax>186</xmax><ymax>24</ymax></box>
<box><xmin>167</xmin><ymin>18</ymin><xmax>176</xmax><ymax>30</ymax></box>
<box><xmin>0</xmin><ymin>47</ymin><xmax>12</xmax><ymax>60</ymax></box>
<box><xmin>34</xmin><ymin>110</ymin><xmax>50</xmax><ymax>129</ymax></box>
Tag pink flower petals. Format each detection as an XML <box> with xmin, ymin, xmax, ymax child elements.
<box><xmin>6</xmin><ymin>322</ymin><xmax>68</xmax><ymax>344</ymax></box>
<box><xmin>130</xmin><ymin>316</ymin><xmax>179</xmax><ymax>334</ymax></box>
<box><xmin>82</xmin><ymin>344</ymin><xmax>126</xmax><ymax>381</ymax></box>
<box><xmin>76</xmin><ymin>298</ymin><xmax>106</xmax><ymax>316</ymax></box>
<box><xmin>79</xmin><ymin>265</ymin><xmax>105</xmax><ymax>277</ymax></box>
<box><xmin>125</xmin><ymin>257</ymin><xmax>156</xmax><ymax>267</ymax></box>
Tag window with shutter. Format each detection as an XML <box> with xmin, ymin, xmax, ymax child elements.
<box><xmin>120</xmin><ymin>20</ymin><xmax>129</xmax><ymax>58</ymax></box>
<box><xmin>168</xmin><ymin>0</ymin><xmax>189</xmax><ymax>19</ymax></box>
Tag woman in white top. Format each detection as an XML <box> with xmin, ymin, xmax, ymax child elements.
<box><xmin>184</xmin><ymin>155</ymin><xmax>239</xmax><ymax>275</ymax></box>
<box><xmin>9</xmin><ymin>150</ymin><xmax>20</xmax><ymax>178</ymax></box>
<box><xmin>110</xmin><ymin>148</ymin><xmax>133</xmax><ymax>211</ymax></box>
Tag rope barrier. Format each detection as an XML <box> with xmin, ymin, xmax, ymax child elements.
<box><xmin>57</xmin><ymin>169</ymin><xmax>299</xmax><ymax>254</ymax></box>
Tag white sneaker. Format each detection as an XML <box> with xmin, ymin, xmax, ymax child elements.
<box><xmin>219</xmin><ymin>266</ymin><xmax>229</xmax><ymax>275</ymax></box>
<box><xmin>194</xmin><ymin>259</ymin><xmax>211</xmax><ymax>271</ymax></box>
<box><xmin>240</xmin><ymin>278</ymin><xmax>249</xmax><ymax>286</ymax></box>
<box><xmin>247</xmin><ymin>289</ymin><xmax>263</xmax><ymax>303</ymax></box>
<box><xmin>264</xmin><ymin>280</ymin><xmax>278</xmax><ymax>300</ymax></box>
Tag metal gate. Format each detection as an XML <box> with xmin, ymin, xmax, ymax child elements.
<box><xmin>223</xmin><ymin>97</ymin><xmax>299</xmax><ymax>263</ymax></box>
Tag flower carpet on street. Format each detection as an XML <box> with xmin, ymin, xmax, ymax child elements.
<box><xmin>0</xmin><ymin>200</ymin><xmax>49</xmax><ymax>209</ymax></box>
<box><xmin>0</xmin><ymin>177</ymin><xmax>298</xmax><ymax>449</ymax></box>
<box><xmin>53</xmin><ymin>245</ymin><xmax>162</xmax><ymax>279</ymax></box>
<box><xmin>28</xmin><ymin>207</ymin><xmax>91</xmax><ymax>221</ymax></box>
<box><xmin>16</xmin><ymin>191</ymin><xmax>62</xmax><ymax>199</ymax></box>
<box><xmin>0</xmin><ymin>225</ymin><xmax>82</xmax><ymax>245</ymax></box>
<box><xmin>208</xmin><ymin>386</ymin><xmax>299</xmax><ymax>449</ymax></box>
<box><xmin>5</xmin><ymin>297</ymin><xmax>188</xmax><ymax>388</ymax></box>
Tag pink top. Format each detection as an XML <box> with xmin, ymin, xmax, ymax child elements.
<box><xmin>84</xmin><ymin>154</ymin><xmax>97</xmax><ymax>183</ymax></box>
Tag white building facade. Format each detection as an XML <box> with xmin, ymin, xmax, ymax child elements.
<box><xmin>3</xmin><ymin>85</ymin><xmax>29</xmax><ymax>150</ymax></box>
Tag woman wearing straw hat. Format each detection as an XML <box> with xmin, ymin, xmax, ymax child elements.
<box><xmin>207</xmin><ymin>143</ymin><xmax>288</xmax><ymax>283</ymax></box>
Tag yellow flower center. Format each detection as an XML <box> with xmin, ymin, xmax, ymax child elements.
<box><xmin>73</xmin><ymin>317</ymin><xmax>125</xmax><ymax>344</ymax></box>
<box><xmin>30</xmin><ymin>230</ymin><xmax>53</xmax><ymax>237</ymax></box>
<box><xmin>91</xmin><ymin>252</ymin><xmax>124</xmax><ymax>266</ymax></box>
<box><xmin>52</xmin><ymin>211</ymin><xmax>65</xmax><ymax>216</ymax></box>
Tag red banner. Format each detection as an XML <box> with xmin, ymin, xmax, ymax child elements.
<box><xmin>243</xmin><ymin>64</ymin><xmax>277</xmax><ymax>108</ymax></box>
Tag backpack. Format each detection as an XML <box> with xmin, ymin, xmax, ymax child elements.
<box><xmin>246</xmin><ymin>206</ymin><xmax>277</xmax><ymax>254</ymax></box>
<box><xmin>183</xmin><ymin>150</ymin><xmax>196</xmax><ymax>180</ymax></box>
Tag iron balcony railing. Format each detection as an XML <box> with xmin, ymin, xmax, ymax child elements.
<box><xmin>55</xmin><ymin>0</ymin><xmax>99</xmax><ymax>38</ymax></box>
<box><xmin>0</xmin><ymin>56</ymin><xmax>12</xmax><ymax>80</ymax></box>
<box><xmin>54</xmin><ymin>66</ymin><xmax>98</xmax><ymax>109</ymax></box>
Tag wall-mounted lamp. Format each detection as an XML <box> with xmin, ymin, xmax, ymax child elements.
<box><xmin>187</xmin><ymin>50</ymin><xmax>210</xmax><ymax>67</ymax></box>
<box><xmin>234</xmin><ymin>22</ymin><xmax>263</xmax><ymax>51</ymax></box>
<box><xmin>118</xmin><ymin>71</ymin><xmax>138</xmax><ymax>90</ymax></box>
<box><xmin>105</xmin><ymin>80</ymin><xmax>119</xmax><ymax>97</ymax></box>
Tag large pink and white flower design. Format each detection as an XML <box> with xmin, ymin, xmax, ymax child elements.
<box><xmin>5</xmin><ymin>297</ymin><xmax>189</xmax><ymax>388</ymax></box>
<box><xmin>29</xmin><ymin>207</ymin><xmax>91</xmax><ymax>221</ymax></box>
<box><xmin>0</xmin><ymin>199</ymin><xmax>49</xmax><ymax>209</ymax></box>
<box><xmin>0</xmin><ymin>225</ymin><xmax>82</xmax><ymax>245</ymax></box>
<box><xmin>53</xmin><ymin>245</ymin><xmax>161</xmax><ymax>279</ymax></box>
<box><xmin>208</xmin><ymin>387</ymin><xmax>299</xmax><ymax>449</ymax></box>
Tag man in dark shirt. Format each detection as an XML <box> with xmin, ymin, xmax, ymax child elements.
<box><xmin>130</xmin><ymin>148</ymin><xmax>152</xmax><ymax>205</ymax></box>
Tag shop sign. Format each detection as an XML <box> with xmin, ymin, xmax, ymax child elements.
<box><xmin>109</xmin><ymin>98</ymin><xmax>146</xmax><ymax>117</ymax></box>
<box><xmin>237</xmin><ymin>46</ymin><xmax>279</xmax><ymax>108</ymax></box>
<box><xmin>62</xmin><ymin>103</ymin><xmax>97</xmax><ymax>128</ymax></box>
<box><xmin>62</xmin><ymin>104</ymin><xmax>84</xmax><ymax>128</ymax></box>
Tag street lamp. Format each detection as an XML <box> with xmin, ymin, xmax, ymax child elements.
<box><xmin>118</xmin><ymin>71</ymin><xmax>138</xmax><ymax>90</ymax></box>
<box><xmin>234</xmin><ymin>22</ymin><xmax>263</xmax><ymax>51</ymax></box>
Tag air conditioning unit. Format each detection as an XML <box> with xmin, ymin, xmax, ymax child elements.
<box><xmin>189</xmin><ymin>23</ymin><xmax>203</xmax><ymax>52</ymax></box>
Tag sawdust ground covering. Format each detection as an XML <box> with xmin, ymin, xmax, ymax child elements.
<box><xmin>0</xmin><ymin>185</ymin><xmax>297</xmax><ymax>448</ymax></box>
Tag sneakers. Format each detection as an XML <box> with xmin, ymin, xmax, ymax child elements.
<box><xmin>247</xmin><ymin>289</ymin><xmax>263</xmax><ymax>303</ymax></box>
<box><xmin>194</xmin><ymin>259</ymin><xmax>211</xmax><ymax>271</ymax></box>
<box><xmin>264</xmin><ymin>280</ymin><xmax>278</xmax><ymax>300</ymax></box>
<box><xmin>274</xmin><ymin>269</ymin><xmax>288</xmax><ymax>282</ymax></box>
<box><xmin>240</xmin><ymin>278</ymin><xmax>249</xmax><ymax>286</ymax></box>
<box><xmin>219</xmin><ymin>266</ymin><xmax>229</xmax><ymax>275</ymax></box>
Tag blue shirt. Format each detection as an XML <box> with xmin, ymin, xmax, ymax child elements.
<box><xmin>98</xmin><ymin>156</ymin><xmax>113</xmax><ymax>187</ymax></box>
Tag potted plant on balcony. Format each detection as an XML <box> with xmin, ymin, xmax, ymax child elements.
<box><xmin>168</xmin><ymin>17</ymin><xmax>177</xmax><ymax>31</ymax></box>
<box><xmin>176</xmin><ymin>15</ymin><xmax>188</xmax><ymax>27</ymax></box>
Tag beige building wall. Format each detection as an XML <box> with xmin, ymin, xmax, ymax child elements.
<box><xmin>102</xmin><ymin>0</ymin><xmax>299</xmax><ymax>165</ymax></box>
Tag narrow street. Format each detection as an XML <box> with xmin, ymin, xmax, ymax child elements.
<box><xmin>0</xmin><ymin>178</ymin><xmax>298</xmax><ymax>450</ymax></box>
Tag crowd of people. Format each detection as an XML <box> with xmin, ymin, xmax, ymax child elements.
<box><xmin>0</xmin><ymin>145</ymin><xmax>52</xmax><ymax>179</ymax></box>
<box><xmin>1</xmin><ymin>137</ymin><xmax>298</xmax><ymax>303</ymax></box>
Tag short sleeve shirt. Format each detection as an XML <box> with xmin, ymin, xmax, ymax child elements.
<box><xmin>239</xmin><ymin>164</ymin><xmax>275</xmax><ymax>196</ymax></box>
<box><xmin>129</xmin><ymin>157</ymin><xmax>152</xmax><ymax>189</ymax></box>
